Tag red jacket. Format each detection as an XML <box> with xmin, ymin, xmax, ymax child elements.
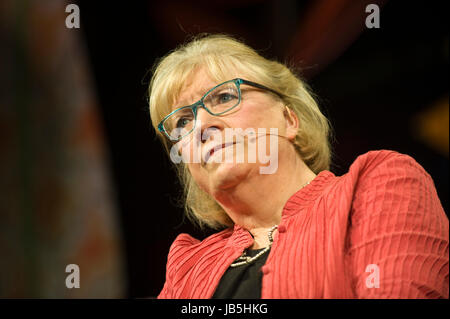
<box><xmin>158</xmin><ymin>150</ymin><xmax>449</xmax><ymax>298</ymax></box>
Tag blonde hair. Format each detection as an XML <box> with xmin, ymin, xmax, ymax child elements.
<box><xmin>148</xmin><ymin>34</ymin><xmax>333</xmax><ymax>229</ymax></box>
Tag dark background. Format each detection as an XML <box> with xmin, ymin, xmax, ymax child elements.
<box><xmin>77</xmin><ymin>0</ymin><xmax>448</xmax><ymax>298</ymax></box>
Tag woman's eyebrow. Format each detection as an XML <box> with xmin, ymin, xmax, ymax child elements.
<box><xmin>171</xmin><ymin>91</ymin><xmax>204</xmax><ymax>110</ymax></box>
<box><xmin>177</xmin><ymin>84</ymin><xmax>215</xmax><ymax>106</ymax></box>
<box><xmin>240</xmin><ymin>87</ymin><xmax>263</xmax><ymax>94</ymax></box>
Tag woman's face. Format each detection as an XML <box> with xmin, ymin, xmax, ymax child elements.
<box><xmin>172</xmin><ymin>67</ymin><xmax>299</xmax><ymax>197</ymax></box>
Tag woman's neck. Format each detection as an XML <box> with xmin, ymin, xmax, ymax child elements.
<box><xmin>214</xmin><ymin>152</ymin><xmax>316</xmax><ymax>249</ymax></box>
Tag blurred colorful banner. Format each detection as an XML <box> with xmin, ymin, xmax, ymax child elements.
<box><xmin>0</xmin><ymin>1</ymin><xmax>125</xmax><ymax>297</ymax></box>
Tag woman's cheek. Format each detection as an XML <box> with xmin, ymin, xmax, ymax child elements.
<box><xmin>187</xmin><ymin>163</ymin><xmax>210</xmax><ymax>191</ymax></box>
<box><xmin>175</xmin><ymin>138</ymin><xmax>202</xmax><ymax>164</ymax></box>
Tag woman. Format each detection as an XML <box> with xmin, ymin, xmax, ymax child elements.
<box><xmin>148</xmin><ymin>34</ymin><xmax>448</xmax><ymax>298</ymax></box>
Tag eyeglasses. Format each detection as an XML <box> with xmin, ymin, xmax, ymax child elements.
<box><xmin>157</xmin><ymin>78</ymin><xmax>284</xmax><ymax>141</ymax></box>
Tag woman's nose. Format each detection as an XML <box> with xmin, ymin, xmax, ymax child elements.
<box><xmin>195</xmin><ymin>108</ymin><xmax>224</xmax><ymax>143</ymax></box>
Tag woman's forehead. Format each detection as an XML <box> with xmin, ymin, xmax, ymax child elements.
<box><xmin>172</xmin><ymin>67</ymin><xmax>241</xmax><ymax>109</ymax></box>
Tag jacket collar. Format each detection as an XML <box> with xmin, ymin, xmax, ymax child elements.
<box><xmin>282</xmin><ymin>170</ymin><xmax>336</xmax><ymax>216</ymax></box>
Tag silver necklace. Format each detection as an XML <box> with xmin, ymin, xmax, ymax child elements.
<box><xmin>230</xmin><ymin>225</ymin><xmax>278</xmax><ymax>268</ymax></box>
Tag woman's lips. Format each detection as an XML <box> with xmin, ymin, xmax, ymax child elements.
<box><xmin>204</xmin><ymin>142</ymin><xmax>235</xmax><ymax>164</ymax></box>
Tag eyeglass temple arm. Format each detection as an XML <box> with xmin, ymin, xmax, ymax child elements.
<box><xmin>238</xmin><ymin>79</ymin><xmax>284</xmax><ymax>98</ymax></box>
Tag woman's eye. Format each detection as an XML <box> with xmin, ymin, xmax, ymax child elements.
<box><xmin>218</xmin><ymin>92</ymin><xmax>237</xmax><ymax>104</ymax></box>
<box><xmin>175</xmin><ymin>117</ymin><xmax>192</xmax><ymax>128</ymax></box>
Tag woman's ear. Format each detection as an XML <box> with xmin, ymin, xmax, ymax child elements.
<box><xmin>283</xmin><ymin>106</ymin><xmax>299</xmax><ymax>141</ymax></box>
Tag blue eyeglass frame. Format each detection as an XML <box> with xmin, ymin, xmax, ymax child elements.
<box><xmin>157</xmin><ymin>78</ymin><xmax>284</xmax><ymax>141</ymax></box>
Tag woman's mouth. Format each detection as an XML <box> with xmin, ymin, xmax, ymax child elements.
<box><xmin>204</xmin><ymin>142</ymin><xmax>235</xmax><ymax>164</ymax></box>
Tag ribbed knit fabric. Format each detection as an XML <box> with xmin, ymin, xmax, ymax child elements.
<box><xmin>158</xmin><ymin>150</ymin><xmax>449</xmax><ymax>298</ymax></box>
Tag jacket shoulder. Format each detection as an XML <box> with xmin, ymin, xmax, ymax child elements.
<box><xmin>169</xmin><ymin>227</ymin><xmax>232</xmax><ymax>252</ymax></box>
<box><xmin>348</xmin><ymin>149</ymin><xmax>429</xmax><ymax>181</ymax></box>
<box><xmin>165</xmin><ymin>228</ymin><xmax>232</xmax><ymax>276</ymax></box>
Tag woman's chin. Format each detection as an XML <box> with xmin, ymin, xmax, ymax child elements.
<box><xmin>207</xmin><ymin>161</ymin><xmax>252</xmax><ymax>191</ymax></box>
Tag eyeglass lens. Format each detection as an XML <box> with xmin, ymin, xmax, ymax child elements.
<box><xmin>164</xmin><ymin>81</ymin><xmax>240</xmax><ymax>139</ymax></box>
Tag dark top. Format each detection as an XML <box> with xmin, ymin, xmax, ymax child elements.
<box><xmin>212</xmin><ymin>248</ymin><xmax>270</xmax><ymax>299</ymax></box>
